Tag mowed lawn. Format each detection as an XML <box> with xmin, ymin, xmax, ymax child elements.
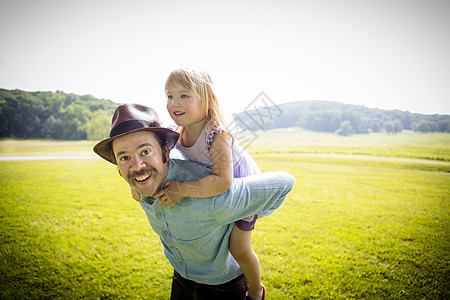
<box><xmin>1</xmin><ymin>132</ymin><xmax>449</xmax><ymax>299</ymax></box>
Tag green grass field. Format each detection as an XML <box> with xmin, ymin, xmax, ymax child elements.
<box><xmin>242</xmin><ymin>128</ymin><xmax>450</xmax><ymax>162</ymax></box>
<box><xmin>1</xmin><ymin>130</ymin><xmax>449</xmax><ymax>299</ymax></box>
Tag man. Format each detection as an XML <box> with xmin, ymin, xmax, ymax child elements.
<box><xmin>94</xmin><ymin>104</ymin><xmax>295</xmax><ymax>300</ymax></box>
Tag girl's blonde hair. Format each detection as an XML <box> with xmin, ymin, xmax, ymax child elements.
<box><xmin>165</xmin><ymin>68</ymin><xmax>227</xmax><ymax>132</ymax></box>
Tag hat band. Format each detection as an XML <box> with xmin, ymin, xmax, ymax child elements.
<box><xmin>110</xmin><ymin>120</ymin><xmax>161</xmax><ymax>137</ymax></box>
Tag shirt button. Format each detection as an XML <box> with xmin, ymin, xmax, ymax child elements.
<box><xmin>163</xmin><ymin>230</ymin><xmax>168</xmax><ymax>234</ymax></box>
<box><xmin>179</xmin><ymin>261</ymin><xmax>183</xmax><ymax>265</ymax></box>
<box><xmin>157</xmin><ymin>212</ymin><xmax>162</xmax><ymax>216</ymax></box>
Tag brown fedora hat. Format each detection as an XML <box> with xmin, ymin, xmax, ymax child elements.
<box><xmin>93</xmin><ymin>104</ymin><xmax>179</xmax><ymax>164</ymax></box>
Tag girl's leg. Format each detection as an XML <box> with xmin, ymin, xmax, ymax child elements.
<box><xmin>229</xmin><ymin>224</ymin><xmax>264</xmax><ymax>300</ymax></box>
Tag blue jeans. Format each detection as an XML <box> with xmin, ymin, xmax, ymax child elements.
<box><xmin>170</xmin><ymin>271</ymin><xmax>248</xmax><ymax>300</ymax></box>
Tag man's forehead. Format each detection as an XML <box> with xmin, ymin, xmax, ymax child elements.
<box><xmin>112</xmin><ymin>131</ymin><xmax>158</xmax><ymax>151</ymax></box>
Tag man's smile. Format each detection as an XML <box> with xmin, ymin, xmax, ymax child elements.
<box><xmin>135</xmin><ymin>173</ymin><xmax>151</xmax><ymax>182</ymax></box>
<box><xmin>129</xmin><ymin>168</ymin><xmax>159</xmax><ymax>184</ymax></box>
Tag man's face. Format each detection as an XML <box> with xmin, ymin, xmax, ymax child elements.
<box><xmin>112</xmin><ymin>131</ymin><xmax>169</xmax><ymax>198</ymax></box>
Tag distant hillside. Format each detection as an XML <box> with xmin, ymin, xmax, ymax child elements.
<box><xmin>1</xmin><ymin>89</ymin><xmax>449</xmax><ymax>140</ymax></box>
<box><xmin>233</xmin><ymin>100</ymin><xmax>450</xmax><ymax>135</ymax></box>
<box><xmin>0</xmin><ymin>89</ymin><xmax>119</xmax><ymax>140</ymax></box>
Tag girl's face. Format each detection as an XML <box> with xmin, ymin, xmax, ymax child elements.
<box><xmin>166</xmin><ymin>83</ymin><xmax>207</xmax><ymax>128</ymax></box>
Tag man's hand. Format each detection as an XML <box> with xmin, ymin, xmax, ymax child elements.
<box><xmin>155</xmin><ymin>181</ymin><xmax>185</xmax><ymax>210</ymax></box>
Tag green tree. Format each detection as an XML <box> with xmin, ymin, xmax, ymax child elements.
<box><xmin>61</xmin><ymin>104</ymin><xmax>90</xmax><ymax>140</ymax></box>
<box><xmin>336</xmin><ymin>120</ymin><xmax>353</xmax><ymax>136</ymax></box>
<box><xmin>43</xmin><ymin>115</ymin><xmax>64</xmax><ymax>139</ymax></box>
<box><xmin>370</xmin><ymin>121</ymin><xmax>382</xmax><ymax>133</ymax></box>
<box><xmin>384</xmin><ymin>122</ymin><xmax>394</xmax><ymax>133</ymax></box>
<box><xmin>428</xmin><ymin>121</ymin><xmax>438</xmax><ymax>132</ymax></box>
<box><xmin>415</xmin><ymin>120</ymin><xmax>430</xmax><ymax>132</ymax></box>
<box><xmin>394</xmin><ymin>119</ymin><xmax>403</xmax><ymax>133</ymax></box>
<box><xmin>384</xmin><ymin>120</ymin><xmax>402</xmax><ymax>134</ymax></box>
<box><xmin>343</xmin><ymin>112</ymin><xmax>368</xmax><ymax>134</ymax></box>
<box><xmin>86</xmin><ymin>110</ymin><xmax>110</xmax><ymax>141</ymax></box>
<box><xmin>0</xmin><ymin>90</ymin><xmax>42</xmax><ymax>138</ymax></box>
<box><xmin>0</xmin><ymin>99</ymin><xmax>8</xmax><ymax>137</ymax></box>
<box><xmin>438</xmin><ymin>120</ymin><xmax>450</xmax><ymax>133</ymax></box>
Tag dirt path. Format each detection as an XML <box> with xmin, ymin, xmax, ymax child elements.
<box><xmin>0</xmin><ymin>155</ymin><xmax>98</xmax><ymax>161</ymax></box>
<box><xmin>290</xmin><ymin>153</ymin><xmax>450</xmax><ymax>165</ymax></box>
<box><xmin>1</xmin><ymin>153</ymin><xmax>449</xmax><ymax>165</ymax></box>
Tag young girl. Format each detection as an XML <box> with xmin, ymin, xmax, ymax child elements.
<box><xmin>154</xmin><ymin>68</ymin><xmax>266</xmax><ymax>300</ymax></box>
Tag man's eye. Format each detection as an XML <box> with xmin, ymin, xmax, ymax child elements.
<box><xmin>142</xmin><ymin>149</ymin><xmax>151</xmax><ymax>156</ymax></box>
<box><xmin>119</xmin><ymin>156</ymin><xmax>130</xmax><ymax>162</ymax></box>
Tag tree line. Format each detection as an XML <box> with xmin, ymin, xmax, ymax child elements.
<box><xmin>1</xmin><ymin>89</ymin><xmax>449</xmax><ymax>140</ymax></box>
<box><xmin>233</xmin><ymin>100</ymin><xmax>450</xmax><ymax>136</ymax></box>
<box><xmin>0</xmin><ymin>89</ymin><xmax>117</xmax><ymax>140</ymax></box>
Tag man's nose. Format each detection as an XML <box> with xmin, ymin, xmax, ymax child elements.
<box><xmin>130</xmin><ymin>155</ymin><xmax>146</xmax><ymax>171</ymax></box>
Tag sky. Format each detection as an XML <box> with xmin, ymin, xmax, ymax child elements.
<box><xmin>1</xmin><ymin>0</ymin><xmax>449</xmax><ymax>125</ymax></box>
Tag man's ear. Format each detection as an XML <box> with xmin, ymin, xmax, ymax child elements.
<box><xmin>110</xmin><ymin>144</ymin><xmax>117</xmax><ymax>165</ymax></box>
<box><xmin>163</xmin><ymin>142</ymin><xmax>170</xmax><ymax>163</ymax></box>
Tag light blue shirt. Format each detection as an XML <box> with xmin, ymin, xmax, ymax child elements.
<box><xmin>140</xmin><ymin>158</ymin><xmax>295</xmax><ymax>285</ymax></box>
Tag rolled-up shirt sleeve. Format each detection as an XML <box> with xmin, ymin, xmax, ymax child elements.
<box><xmin>212</xmin><ymin>171</ymin><xmax>295</xmax><ymax>226</ymax></box>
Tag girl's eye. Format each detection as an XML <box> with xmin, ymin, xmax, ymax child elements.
<box><xmin>181</xmin><ymin>94</ymin><xmax>189</xmax><ymax>99</ymax></box>
<box><xmin>167</xmin><ymin>95</ymin><xmax>173</xmax><ymax>100</ymax></box>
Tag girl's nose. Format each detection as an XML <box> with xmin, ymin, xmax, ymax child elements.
<box><xmin>171</xmin><ymin>98</ymin><xmax>181</xmax><ymax>107</ymax></box>
<box><xmin>169</xmin><ymin>94</ymin><xmax>182</xmax><ymax>105</ymax></box>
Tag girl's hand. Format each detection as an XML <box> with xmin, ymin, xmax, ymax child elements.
<box><xmin>155</xmin><ymin>181</ymin><xmax>185</xmax><ymax>210</ymax></box>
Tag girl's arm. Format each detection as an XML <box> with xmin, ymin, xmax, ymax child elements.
<box><xmin>155</xmin><ymin>131</ymin><xmax>234</xmax><ymax>210</ymax></box>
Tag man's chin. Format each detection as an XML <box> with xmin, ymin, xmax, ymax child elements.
<box><xmin>141</xmin><ymin>193</ymin><xmax>155</xmax><ymax>198</ymax></box>
<box><xmin>129</xmin><ymin>183</ymin><xmax>154</xmax><ymax>198</ymax></box>
<box><xmin>134</xmin><ymin>187</ymin><xmax>156</xmax><ymax>198</ymax></box>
